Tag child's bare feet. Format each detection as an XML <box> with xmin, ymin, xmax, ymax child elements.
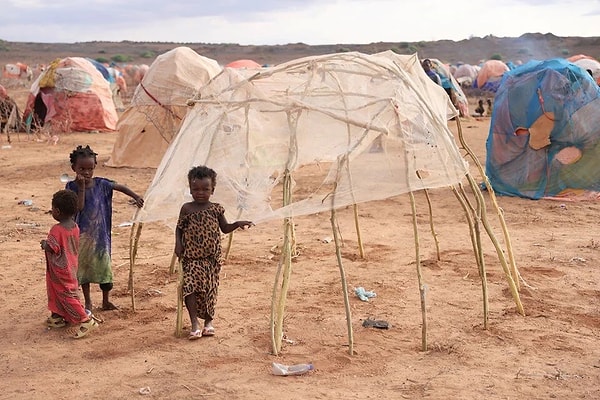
<box><xmin>101</xmin><ymin>301</ymin><xmax>119</xmax><ymax>311</ymax></box>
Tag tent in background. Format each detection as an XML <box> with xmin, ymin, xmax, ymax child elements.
<box><xmin>572</xmin><ymin>58</ymin><xmax>600</xmax><ymax>85</ymax></box>
<box><xmin>22</xmin><ymin>57</ymin><xmax>117</xmax><ymax>133</ymax></box>
<box><xmin>475</xmin><ymin>60</ymin><xmax>510</xmax><ymax>93</ymax></box>
<box><xmin>486</xmin><ymin>58</ymin><xmax>600</xmax><ymax>199</ymax></box>
<box><xmin>427</xmin><ymin>58</ymin><xmax>470</xmax><ymax>117</ymax></box>
<box><xmin>106</xmin><ymin>47</ymin><xmax>221</xmax><ymax>168</ymax></box>
<box><xmin>453</xmin><ymin>63</ymin><xmax>479</xmax><ymax>87</ymax></box>
<box><xmin>225</xmin><ymin>59</ymin><xmax>262</xmax><ymax>69</ymax></box>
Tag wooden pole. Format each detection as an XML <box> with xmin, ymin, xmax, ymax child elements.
<box><xmin>352</xmin><ymin>204</ymin><xmax>365</xmax><ymax>258</ymax></box>
<box><xmin>456</xmin><ymin>183</ymin><xmax>489</xmax><ymax>328</ymax></box>
<box><xmin>454</xmin><ymin>118</ymin><xmax>520</xmax><ymax>290</ymax></box>
<box><xmin>128</xmin><ymin>218</ymin><xmax>143</xmax><ymax>312</ymax></box>
<box><xmin>331</xmin><ymin>205</ymin><xmax>354</xmax><ymax>355</ymax></box>
<box><xmin>416</xmin><ymin>170</ymin><xmax>441</xmax><ymax>261</ymax></box>
<box><xmin>168</xmin><ymin>252</ymin><xmax>177</xmax><ymax>275</ymax></box>
<box><xmin>465</xmin><ymin>173</ymin><xmax>524</xmax><ymax>316</ymax></box>
<box><xmin>270</xmin><ymin>169</ymin><xmax>294</xmax><ymax>355</ymax></box>
<box><xmin>408</xmin><ymin>191</ymin><xmax>427</xmax><ymax>351</ymax></box>
<box><xmin>175</xmin><ymin>260</ymin><xmax>184</xmax><ymax>337</ymax></box>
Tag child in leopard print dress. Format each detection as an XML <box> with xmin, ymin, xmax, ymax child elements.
<box><xmin>175</xmin><ymin>166</ymin><xmax>253</xmax><ymax>340</ymax></box>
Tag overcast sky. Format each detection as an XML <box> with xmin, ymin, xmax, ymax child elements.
<box><xmin>1</xmin><ymin>0</ymin><xmax>599</xmax><ymax>45</ymax></box>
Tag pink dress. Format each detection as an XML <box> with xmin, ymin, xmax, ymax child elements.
<box><xmin>44</xmin><ymin>223</ymin><xmax>87</xmax><ymax>324</ymax></box>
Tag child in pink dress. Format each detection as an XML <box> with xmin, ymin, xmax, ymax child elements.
<box><xmin>41</xmin><ymin>190</ymin><xmax>98</xmax><ymax>338</ymax></box>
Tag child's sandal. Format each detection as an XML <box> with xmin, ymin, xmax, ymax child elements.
<box><xmin>73</xmin><ymin>318</ymin><xmax>99</xmax><ymax>339</ymax></box>
<box><xmin>46</xmin><ymin>315</ymin><xmax>66</xmax><ymax>328</ymax></box>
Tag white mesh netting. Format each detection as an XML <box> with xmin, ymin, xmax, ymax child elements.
<box><xmin>134</xmin><ymin>51</ymin><xmax>469</xmax><ymax>226</ymax></box>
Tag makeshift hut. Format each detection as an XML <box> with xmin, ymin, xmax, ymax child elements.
<box><xmin>106</xmin><ymin>47</ymin><xmax>222</xmax><ymax>168</ymax></box>
<box><xmin>130</xmin><ymin>51</ymin><xmax>522</xmax><ymax>354</ymax></box>
<box><xmin>426</xmin><ymin>58</ymin><xmax>470</xmax><ymax>117</ymax></box>
<box><xmin>486</xmin><ymin>58</ymin><xmax>600</xmax><ymax>199</ymax></box>
<box><xmin>453</xmin><ymin>63</ymin><xmax>479</xmax><ymax>88</ymax></box>
<box><xmin>22</xmin><ymin>57</ymin><xmax>118</xmax><ymax>133</ymax></box>
<box><xmin>475</xmin><ymin>60</ymin><xmax>510</xmax><ymax>93</ymax></box>
<box><xmin>572</xmin><ymin>58</ymin><xmax>600</xmax><ymax>85</ymax></box>
<box><xmin>1</xmin><ymin>84</ymin><xmax>23</xmax><ymax>137</ymax></box>
<box><xmin>225</xmin><ymin>59</ymin><xmax>262</xmax><ymax>69</ymax></box>
<box><xmin>2</xmin><ymin>62</ymin><xmax>32</xmax><ymax>80</ymax></box>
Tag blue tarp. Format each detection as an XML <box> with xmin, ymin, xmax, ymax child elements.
<box><xmin>486</xmin><ymin>58</ymin><xmax>600</xmax><ymax>198</ymax></box>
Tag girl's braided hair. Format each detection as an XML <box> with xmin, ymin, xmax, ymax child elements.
<box><xmin>69</xmin><ymin>145</ymin><xmax>98</xmax><ymax>165</ymax></box>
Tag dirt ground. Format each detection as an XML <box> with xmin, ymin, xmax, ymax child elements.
<box><xmin>0</xmin><ymin>88</ymin><xmax>599</xmax><ymax>400</ymax></box>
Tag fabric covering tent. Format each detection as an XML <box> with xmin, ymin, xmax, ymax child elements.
<box><xmin>475</xmin><ymin>60</ymin><xmax>510</xmax><ymax>93</ymax></box>
<box><xmin>106</xmin><ymin>47</ymin><xmax>222</xmax><ymax>168</ymax></box>
<box><xmin>225</xmin><ymin>59</ymin><xmax>262</xmax><ymax>69</ymax></box>
<box><xmin>134</xmin><ymin>51</ymin><xmax>468</xmax><ymax>226</ymax></box>
<box><xmin>572</xmin><ymin>58</ymin><xmax>600</xmax><ymax>85</ymax></box>
<box><xmin>486</xmin><ymin>58</ymin><xmax>600</xmax><ymax>199</ymax></box>
<box><xmin>427</xmin><ymin>58</ymin><xmax>469</xmax><ymax>117</ymax></box>
<box><xmin>453</xmin><ymin>64</ymin><xmax>479</xmax><ymax>87</ymax></box>
<box><xmin>22</xmin><ymin>57</ymin><xmax>117</xmax><ymax>133</ymax></box>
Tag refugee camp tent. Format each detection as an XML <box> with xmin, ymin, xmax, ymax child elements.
<box><xmin>572</xmin><ymin>58</ymin><xmax>600</xmax><ymax>85</ymax></box>
<box><xmin>0</xmin><ymin>84</ymin><xmax>22</xmax><ymax>134</ymax></box>
<box><xmin>453</xmin><ymin>64</ymin><xmax>479</xmax><ymax>87</ymax></box>
<box><xmin>486</xmin><ymin>58</ymin><xmax>600</xmax><ymax>199</ymax></box>
<box><xmin>427</xmin><ymin>58</ymin><xmax>470</xmax><ymax>117</ymax></box>
<box><xmin>106</xmin><ymin>47</ymin><xmax>221</xmax><ymax>168</ymax></box>
<box><xmin>136</xmin><ymin>51</ymin><xmax>468</xmax><ymax>227</ymax></box>
<box><xmin>2</xmin><ymin>63</ymin><xmax>32</xmax><ymax>80</ymax></box>
<box><xmin>225</xmin><ymin>59</ymin><xmax>262</xmax><ymax>69</ymax></box>
<box><xmin>567</xmin><ymin>54</ymin><xmax>595</xmax><ymax>63</ymax></box>
<box><xmin>475</xmin><ymin>60</ymin><xmax>510</xmax><ymax>93</ymax></box>
<box><xmin>22</xmin><ymin>57</ymin><xmax>118</xmax><ymax>133</ymax></box>
<box><xmin>132</xmin><ymin>51</ymin><xmax>525</xmax><ymax>352</ymax></box>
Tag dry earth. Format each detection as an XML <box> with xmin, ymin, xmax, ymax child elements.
<box><xmin>0</xmin><ymin>80</ymin><xmax>598</xmax><ymax>399</ymax></box>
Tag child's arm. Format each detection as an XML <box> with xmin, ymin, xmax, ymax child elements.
<box><xmin>114</xmin><ymin>183</ymin><xmax>144</xmax><ymax>208</ymax></box>
<box><xmin>70</xmin><ymin>178</ymin><xmax>86</xmax><ymax>211</ymax></box>
<box><xmin>175</xmin><ymin>226</ymin><xmax>183</xmax><ymax>259</ymax></box>
<box><xmin>218</xmin><ymin>214</ymin><xmax>254</xmax><ymax>234</ymax></box>
<box><xmin>174</xmin><ymin>204</ymin><xmax>189</xmax><ymax>259</ymax></box>
<box><xmin>40</xmin><ymin>236</ymin><xmax>59</xmax><ymax>254</ymax></box>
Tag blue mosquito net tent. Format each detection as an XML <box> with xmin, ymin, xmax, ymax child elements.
<box><xmin>486</xmin><ymin>58</ymin><xmax>600</xmax><ymax>199</ymax></box>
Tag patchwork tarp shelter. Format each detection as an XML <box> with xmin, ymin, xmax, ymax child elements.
<box><xmin>2</xmin><ymin>63</ymin><xmax>32</xmax><ymax>80</ymax></box>
<box><xmin>427</xmin><ymin>58</ymin><xmax>469</xmax><ymax>117</ymax></box>
<box><xmin>453</xmin><ymin>64</ymin><xmax>479</xmax><ymax>87</ymax></box>
<box><xmin>486</xmin><ymin>58</ymin><xmax>600</xmax><ymax>199</ymax></box>
<box><xmin>22</xmin><ymin>57</ymin><xmax>118</xmax><ymax>133</ymax></box>
<box><xmin>225</xmin><ymin>59</ymin><xmax>262</xmax><ymax>69</ymax></box>
<box><xmin>572</xmin><ymin>58</ymin><xmax>600</xmax><ymax>85</ymax></box>
<box><xmin>475</xmin><ymin>60</ymin><xmax>510</xmax><ymax>93</ymax></box>
<box><xmin>106</xmin><ymin>47</ymin><xmax>221</xmax><ymax>168</ymax></box>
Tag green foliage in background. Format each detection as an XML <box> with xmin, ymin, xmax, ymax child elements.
<box><xmin>111</xmin><ymin>54</ymin><xmax>133</xmax><ymax>62</ymax></box>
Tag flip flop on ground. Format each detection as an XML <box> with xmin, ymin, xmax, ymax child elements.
<box><xmin>202</xmin><ymin>326</ymin><xmax>215</xmax><ymax>336</ymax></box>
<box><xmin>188</xmin><ymin>329</ymin><xmax>202</xmax><ymax>340</ymax></box>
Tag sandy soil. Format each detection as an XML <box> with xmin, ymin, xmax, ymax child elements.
<box><xmin>0</xmin><ymin>90</ymin><xmax>599</xmax><ymax>399</ymax></box>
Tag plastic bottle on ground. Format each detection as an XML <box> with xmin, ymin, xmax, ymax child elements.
<box><xmin>272</xmin><ymin>362</ymin><xmax>314</xmax><ymax>376</ymax></box>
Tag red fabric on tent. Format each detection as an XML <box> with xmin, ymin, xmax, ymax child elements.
<box><xmin>225</xmin><ymin>59</ymin><xmax>261</xmax><ymax>69</ymax></box>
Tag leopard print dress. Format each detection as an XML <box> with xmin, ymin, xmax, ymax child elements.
<box><xmin>177</xmin><ymin>203</ymin><xmax>225</xmax><ymax>321</ymax></box>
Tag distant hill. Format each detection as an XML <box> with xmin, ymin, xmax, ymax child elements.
<box><xmin>1</xmin><ymin>33</ymin><xmax>599</xmax><ymax>67</ymax></box>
